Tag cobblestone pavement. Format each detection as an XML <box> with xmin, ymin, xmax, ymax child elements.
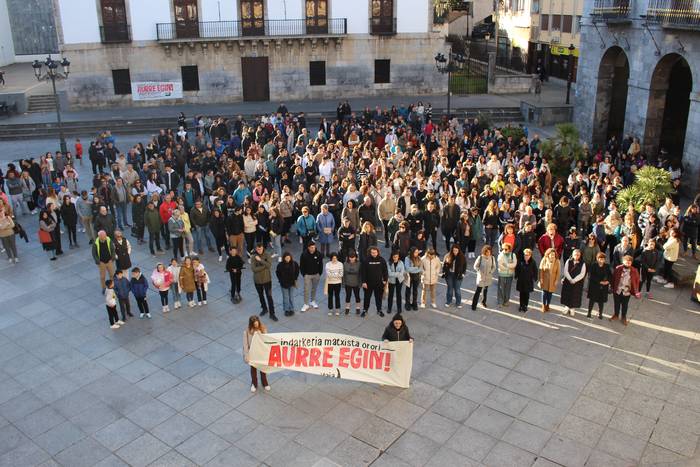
<box><xmin>0</xmin><ymin>161</ymin><xmax>699</xmax><ymax>467</ymax></box>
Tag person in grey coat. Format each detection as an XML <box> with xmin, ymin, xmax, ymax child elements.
<box><xmin>343</xmin><ymin>250</ymin><xmax>362</xmax><ymax>315</ymax></box>
<box><xmin>471</xmin><ymin>245</ymin><xmax>497</xmax><ymax>310</ymax></box>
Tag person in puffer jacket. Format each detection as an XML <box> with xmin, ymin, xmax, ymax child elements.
<box><xmin>130</xmin><ymin>267</ymin><xmax>150</xmax><ymax>319</ymax></box>
<box><xmin>343</xmin><ymin>251</ymin><xmax>362</xmax><ymax>315</ymax></box>
<box><xmin>382</xmin><ymin>313</ymin><xmax>413</xmax><ymax>342</ymax></box>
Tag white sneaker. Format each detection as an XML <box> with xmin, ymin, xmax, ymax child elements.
<box><xmin>310</xmin><ymin>301</ymin><xmax>319</xmax><ymax>308</ymax></box>
<box><xmin>335</xmin><ymin>311</ymin><xmax>340</xmax><ymax>316</ymax></box>
<box><xmin>139</xmin><ymin>313</ymin><xmax>145</xmax><ymax>319</ymax></box>
<box><xmin>13</xmin><ymin>258</ymin><xmax>18</xmax><ymax>263</ymax></box>
<box><xmin>175</xmin><ymin>301</ymin><xmax>181</xmax><ymax>309</ymax></box>
<box><xmin>218</xmin><ymin>255</ymin><xmax>223</xmax><ymax>262</ymax></box>
<box><xmin>146</xmin><ymin>313</ymin><xmax>152</xmax><ymax>319</ymax></box>
<box><xmin>328</xmin><ymin>311</ymin><xmax>332</xmax><ymax>316</ymax></box>
<box><xmin>203</xmin><ymin>300</ymin><xmax>207</xmax><ymax>305</ymax></box>
<box><xmin>164</xmin><ymin>305</ymin><xmax>170</xmax><ymax>312</ymax></box>
<box><xmin>420</xmin><ymin>303</ymin><xmax>426</xmax><ymax>308</ymax></box>
<box><xmin>189</xmin><ymin>301</ymin><xmax>195</xmax><ymax>308</ymax></box>
<box><xmin>264</xmin><ymin>385</ymin><xmax>271</xmax><ymax>391</ymax></box>
<box><xmin>664</xmin><ymin>282</ymin><xmax>675</xmax><ymax>288</ymax></box>
<box><xmin>301</xmin><ymin>304</ymin><xmax>310</xmax><ymax>312</ymax></box>
<box><xmin>198</xmin><ymin>302</ymin><xmax>203</xmax><ymax>306</ymax></box>
<box><xmin>250</xmin><ymin>385</ymin><xmax>257</xmax><ymax>392</ymax></box>
<box><xmin>117</xmin><ymin>320</ymin><xmax>125</xmax><ymax>325</ymax></box>
<box><xmin>431</xmin><ymin>303</ymin><xmax>437</xmax><ymax>308</ymax></box>
<box><xmin>7</xmin><ymin>258</ymin><xmax>12</xmax><ymax>263</ymax></box>
<box><xmin>110</xmin><ymin>324</ymin><xmax>120</xmax><ymax>329</ymax></box>
<box><xmin>278</xmin><ymin>257</ymin><xmax>282</xmax><ymax>262</ymax></box>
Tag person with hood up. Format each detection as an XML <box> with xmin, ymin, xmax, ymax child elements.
<box><xmin>130</xmin><ymin>267</ymin><xmax>150</xmax><ymax>319</ymax></box>
<box><xmin>382</xmin><ymin>314</ymin><xmax>414</xmax><ymax>342</ymax></box>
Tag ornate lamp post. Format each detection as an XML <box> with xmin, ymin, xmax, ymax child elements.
<box><xmin>566</xmin><ymin>43</ymin><xmax>575</xmax><ymax>105</ymax></box>
<box><xmin>434</xmin><ymin>51</ymin><xmax>467</xmax><ymax>118</ymax></box>
<box><xmin>32</xmin><ymin>56</ymin><xmax>70</xmax><ymax>154</ymax></box>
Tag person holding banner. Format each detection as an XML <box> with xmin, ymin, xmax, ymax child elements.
<box><xmin>361</xmin><ymin>246</ymin><xmax>388</xmax><ymax>318</ymax></box>
<box><xmin>243</xmin><ymin>315</ymin><xmax>270</xmax><ymax>392</ymax></box>
<box><xmin>382</xmin><ymin>314</ymin><xmax>413</xmax><ymax>342</ymax></box>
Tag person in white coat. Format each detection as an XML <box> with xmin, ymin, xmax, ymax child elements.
<box><xmin>471</xmin><ymin>245</ymin><xmax>497</xmax><ymax>310</ymax></box>
<box><xmin>420</xmin><ymin>249</ymin><xmax>442</xmax><ymax>308</ymax></box>
<box><xmin>497</xmin><ymin>243</ymin><xmax>518</xmax><ymax>307</ymax></box>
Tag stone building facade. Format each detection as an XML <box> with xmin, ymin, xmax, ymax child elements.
<box><xmin>574</xmin><ymin>0</ymin><xmax>700</xmax><ymax>191</ymax></box>
<box><xmin>50</xmin><ymin>0</ymin><xmax>448</xmax><ymax>109</ymax></box>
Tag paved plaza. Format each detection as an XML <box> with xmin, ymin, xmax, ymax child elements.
<box><xmin>1</xmin><ymin>139</ymin><xmax>700</xmax><ymax>467</ymax></box>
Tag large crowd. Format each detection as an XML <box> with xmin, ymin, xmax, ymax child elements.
<box><xmin>0</xmin><ymin>101</ymin><xmax>695</xmax><ymax>391</ymax></box>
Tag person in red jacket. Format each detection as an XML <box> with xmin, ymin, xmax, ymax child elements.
<box><xmin>158</xmin><ymin>193</ymin><xmax>178</xmax><ymax>250</ymax></box>
<box><xmin>610</xmin><ymin>255</ymin><xmax>641</xmax><ymax>326</ymax></box>
<box><xmin>537</xmin><ymin>223</ymin><xmax>564</xmax><ymax>258</ymax></box>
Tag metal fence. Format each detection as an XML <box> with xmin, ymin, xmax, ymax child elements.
<box><xmin>156</xmin><ymin>18</ymin><xmax>347</xmax><ymax>40</ymax></box>
<box><xmin>647</xmin><ymin>0</ymin><xmax>700</xmax><ymax>28</ymax></box>
<box><xmin>369</xmin><ymin>17</ymin><xmax>397</xmax><ymax>35</ymax></box>
<box><xmin>100</xmin><ymin>24</ymin><xmax>131</xmax><ymax>43</ymax></box>
<box><xmin>592</xmin><ymin>0</ymin><xmax>632</xmax><ymax>19</ymax></box>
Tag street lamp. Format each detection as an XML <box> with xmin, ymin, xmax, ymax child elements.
<box><xmin>434</xmin><ymin>51</ymin><xmax>467</xmax><ymax>118</ymax></box>
<box><xmin>566</xmin><ymin>43</ymin><xmax>575</xmax><ymax>105</ymax></box>
<box><xmin>32</xmin><ymin>56</ymin><xmax>70</xmax><ymax>154</ymax></box>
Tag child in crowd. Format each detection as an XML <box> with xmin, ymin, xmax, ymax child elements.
<box><xmin>130</xmin><ymin>267</ymin><xmax>151</xmax><ymax>319</ymax></box>
<box><xmin>225</xmin><ymin>246</ymin><xmax>245</xmax><ymax>303</ymax></box>
<box><xmin>104</xmin><ymin>279</ymin><xmax>122</xmax><ymax>329</ymax></box>
<box><xmin>113</xmin><ymin>270</ymin><xmax>133</xmax><ymax>322</ymax></box>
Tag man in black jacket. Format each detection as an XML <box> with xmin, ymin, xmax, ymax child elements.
<box><xmin>361</xmin><ymin>246</ymin><xmax>388</xmax><ymax>318</ymax></box>
<box><xmin>300</xmin><ymin>242</ymin><xmax>323</xmax><ymax>312</ymax></box>
<box><xmin>441</xmin><ymin>195</ymin><xmax>461</xmax><ymax>251</ymax></box>
<box><xmin>190</xmin><ymin>200</ymin><xmax>215</xmax><ymax>254</ymax></box>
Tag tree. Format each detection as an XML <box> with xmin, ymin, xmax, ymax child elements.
<box><xmin>616</xmin><ymin>166</ymin><xmax>673</xmax><ymax>212</ymax></box>
<box><xmin>539</xmin><ymin>123</ymin><xmax>584</xmax><ymax>178</ymax></box>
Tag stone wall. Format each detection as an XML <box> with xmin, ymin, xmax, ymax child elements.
<box><xmin>489</xmin><ymin>74</ymin><xmax>535</xmax><ymax>94</ymax></box>
<box><xmin>62</xmin><ymin>34</ymin><xmax>448</xmax><ymax>108</ymax></box>
<box><xmin>574</xmin><ymin>12</ymin><xmax>700</xmax><ymax>191</ymax></box>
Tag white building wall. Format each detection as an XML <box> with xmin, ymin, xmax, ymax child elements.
<box><xmin>331</xmin><ymin>1</ymin><xmax>368</xmax><ymax>34</ymax></box>
<box><xmin>397</xmin><ymin>0</ymin><xmax>428</xmax><ymax>33</ymax></box>
<box><xmin>201</xmin><ymin>0</ymin><xmax>238</xmax><ymax>21</ymax></box>
<box><xmin>0</xmin><ymin>0</ymin><xmax>15</xmax><ymax>66</ymax></box>
<box><xmin>57</xmin><ymin>0</ymin><xmax>100</xmax><ymax>44</ymax></box>
<box><xmin>131</xmin><ymin>0</ymin><xmax>172</xmax><ymax>41</ymax></box>
<box><xmin>266</xmin><ymin>0</ymin><xmax>303</xmax><ymax>20</ymax></box>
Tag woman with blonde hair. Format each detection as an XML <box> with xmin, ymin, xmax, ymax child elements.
<box><xmin>538</xmin><ymin>247</ymin><xmax>560</xmax><ymax>312</ymax></box>
<box><xmin>243</xmin><ymin>316</ymin><xmax>270</xmax><ymax>392</ymax></box>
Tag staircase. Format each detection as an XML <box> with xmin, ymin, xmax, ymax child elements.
<box><xmin>27</xmin><ymin>95</ymin><xmax>57</xmax><ymax>113</ymax></box>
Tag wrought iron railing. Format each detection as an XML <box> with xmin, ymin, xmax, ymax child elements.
<box><xmin>369</xmin><ymin>17</ymin><xmax>397</xmax><ymax>35</ymax></box>
<box><xmin>647</xmin><ymin>0</ymin><xmax>700</xmax><ymax>28</ymax></box>
<box><xmin>100</xmin><ymin>24</ymin><xmax>131</xmax><ymax>43</ymax></box>
<box><xmin>591</xmin><ymin>0</ymin><xmax>632</xmax><ymax>19</ymax></box>
<box><xmin>155</xmin><ymin>18</ymin><xmax>347</xmax><ymax>40</ymax></box>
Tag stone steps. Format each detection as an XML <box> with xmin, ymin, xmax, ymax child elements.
<box><xmin>27</xmin><ymin>95</ymin><xmax>58</xmax><ymax>113</ymax></box>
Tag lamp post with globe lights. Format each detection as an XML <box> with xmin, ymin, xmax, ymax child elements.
<box><xmin>32</xmin><ymin>56</ymin><xmax>70</xmax><ymax>154</ymax></box>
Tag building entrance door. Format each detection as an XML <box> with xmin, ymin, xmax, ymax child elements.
<box><xmin>241</xmin><ymin>57</ymin><xmax>270</xmax><ymax>101</ymax></box>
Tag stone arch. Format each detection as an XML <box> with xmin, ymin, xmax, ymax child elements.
<box><xmin>643</xmin><ymin>53</ymin><xmax>693</xmax><ymax>164</ymax></box>
<box><xmin>591</xmin><ymin>46</ymin><xmax>630</xmax><ymax>149</ymax></box>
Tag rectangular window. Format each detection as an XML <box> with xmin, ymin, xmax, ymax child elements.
<box><xmin>374</xmin><ymin>59</ymin><xmax>390</xmax><ymax>83</ymax></box>
<box><xmin>540</xmin><ymin>14</ymin><xmax>549</xmax><ymax>30</ymax></box>
<box><xmin>309</xmin><ymin>61</ymin><xmax>326</xmax><ymax>86</ymax></box>
<box><xmin>562</xmin><ymin>15</ymin><xmax>572</xmax><ymax>33</ymax></box>
<box><xmin>112</xmin><ymin>69</ymin><xmax>131</xmax><ymax>95</ymax></box>
<box><xmin>181</xmin><ymin>65</ymin><xmax>200</xmax><ymax>91</ymax></box>
<box><xmin>552</xmin><ymin>14</ymin><xmax>561</xmax><ymax>30</ymax></box>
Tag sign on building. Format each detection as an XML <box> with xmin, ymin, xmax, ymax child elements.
<box><xmin>131</xmin><ymin>81</ymin><xmax>183</xmax><ymax>101</ymax></box>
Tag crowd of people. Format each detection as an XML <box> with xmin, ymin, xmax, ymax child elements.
<box><xmin>0</xmin><ymin>102</ymin><xmax>694</xmax><ymax>340</ymax></box>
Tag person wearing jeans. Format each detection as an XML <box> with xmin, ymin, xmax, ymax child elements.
<box><xmin>610</xmin><ymin>255</ymin><xmax>640</xmax><ymax>326</ymax></box>
<box><xmin>276</xmin><ymin>252</ymin><xmax>299</xmax><ymax>316</ymax></box>
<box><xmin>190</xmin><ymin>201</ymin><xmax>215</xmax><ymax>254</ymax></box>
<box><xmin>404</xmin><ymin>248</ymin><xmax>422</xmax><ymax>311</ymax></box>
<box><xmin>496</xmin><ymin>243</ymin><xmax>517</xmax><ymax>307</ymax></box>
<box><xmin>243</xmin><ymin>316</ymin><xmax>270</xmax><ymax>392</ymax></box>
<box><xmin>386</xmin><ymin>251</ymin><xmax>405</xmax><ymax>314</ymax></box>
<box><xmin>538</xmin><ymin>247</ymin><xmax>560</xmax><ymax>312</ymax></box>
<box><xmin>251</xmin><ymin>244</ymin><xmax>277</xmax><ymax>321</ymax></box>
<box><xmin>299</xmin><ymin>242</ymin><xmax>323</xmax><ymax>312</ymax></box>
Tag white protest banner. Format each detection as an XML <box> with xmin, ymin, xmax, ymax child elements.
<box><xmin>248</xmin><ymin>332</ymin><xmax>413</xmax><ymax>388</ymax></box>
<box><xmin>131</xmin><ymin>81</ymin><xmax>183</xmax><ymax>101</ymax></box>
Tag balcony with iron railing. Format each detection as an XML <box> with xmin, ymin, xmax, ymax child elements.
<box><xmin>155</xmin><ymin>18</ymin><xmax>347</xmax><ymax>41</ymax></box>
<box><xmin>591</xmin><ymin>0</ymin><xmax>632</xmax><ymax>21</ymax></box>
<box><xmin>369</xmin><ymin>17</ymin><xmax>397</xmax><ymax>35</ymax></box>
<box><xmin>647</xmin><ymin>0</ymin><xmax>700</xmax><ymax>29</ymax></box>
<box><xmin>100</xmin><ymin>24</ymin><xmax>132</xmax><ymax>43</ymax></box>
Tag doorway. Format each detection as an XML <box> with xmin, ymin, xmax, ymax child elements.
<box><xmin>591</xmin><ymin>46</ymin><xmax>629</xmax><ymax>149</ymax></box>
<box><xmin>241</xmin><ymin>57</ymin><xmax>270</xmax><ymax>101</ymax></box>
<box><xmin>643</xmin><ymin>53</ymin><xmax>692</xmax><ymax>164</ymax></box>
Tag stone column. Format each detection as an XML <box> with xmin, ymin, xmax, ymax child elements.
<box><xmin>624</xmin><ymin>79</ymin><xmax>652</xmax><ymax>153</ymax></box>
<box><xmin>488</xmin><ymin>52</ymin><xmax>496</xmax><ymax>84</ymax></box>
<box><xmin>682</xmin><ymin>95</ymin><xmax>700</xmax><ymax>194</ymax></box>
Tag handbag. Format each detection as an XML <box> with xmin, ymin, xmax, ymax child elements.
<box><xmin>38</xmin><ymin>228</ymin><xmax>52</xmax><ymax>244</ymax></box>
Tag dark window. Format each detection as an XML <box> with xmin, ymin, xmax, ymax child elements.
<box><xmin>375</xmin><ymin>59</ymin><xmax>390</xmax><ymax>84</ymax></box>
<box><xmin>306</xmin><ymin>0</ymin><xmax>328</xmax><ymax>34</ymax></box>
<box><xmin>181</xmin><ymin>65</ymin><xmax>200</xmax><ymax>91</ymax></box>
<box><xmin>552</xmin><ymin>14</ymin><xmax>561</xmax><ymax>30</ymax></box>
<box><xmin>562</xmin><ymin>15</ymin><xmax>572</xmax><ymax>33</ymax></box>
<box><xmin>100</xmin><ymin>0</ymin><xmax>129</xmax><ymax>42</ymax></box>
<box><xmin>540</xmin><ymin>14</ymin><xmax>549</xmax><ymax>31</ymax></box>
<box><xmin>174</xmin><ymin>0</ymin><xmax>199</xmax><ymax>38</ymax></box>
<box><xmin>112</xmin><ymin>69</ymin><xmax>131</xmax><ymax>95</ymax></box>
<box><xmin>309</xmin><ymin>61</ymin><xmax>326</xmax><ymax>86</ymax></box>
<box><xmin>371</xmin><ymin>0</ymin><xmax>394</xmax><ymax>34</ymax></box>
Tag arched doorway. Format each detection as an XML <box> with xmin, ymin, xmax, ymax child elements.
<box><xmin>643</xmin><ymin>54</ymin><xmax>692</xmax><ymax>165</ymax></box>
<box><xmin>592</xmin><ymin>46</ymin><xmax>630</xmax><ymax>148</ymax></box>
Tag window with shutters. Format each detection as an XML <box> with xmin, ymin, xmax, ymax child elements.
<box><xmin>562</xmin><ymin>15</ymin><xmax>572</xmax><ymax>33</ymax></box>
<box><xmin>552</xmin><ymin>14</ymin><xmax>561</xmax><ymax>30</ymax></box>
<box><xmin>375</xmin><ymin>59</ymin><xmax>390</xmax><ymax>84</ymax></box>
<box><xmin>309</xmin><ymin>61</ymin><xmax>326</xmax><ymax>86</ymax></box>
<box><xmin>112</xmin><ymin>69</ymin><xmax>131</xmax><ymax>95</ymax></box>
<box><xmin>541</xmin><ymin>14</ymin><xmax>549</xmax><ymax>30</ymax></box>
<box><xmin>181</xmin><ymin>65</ymin><xmax>199</xmax><ymax>91</ymax></box>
